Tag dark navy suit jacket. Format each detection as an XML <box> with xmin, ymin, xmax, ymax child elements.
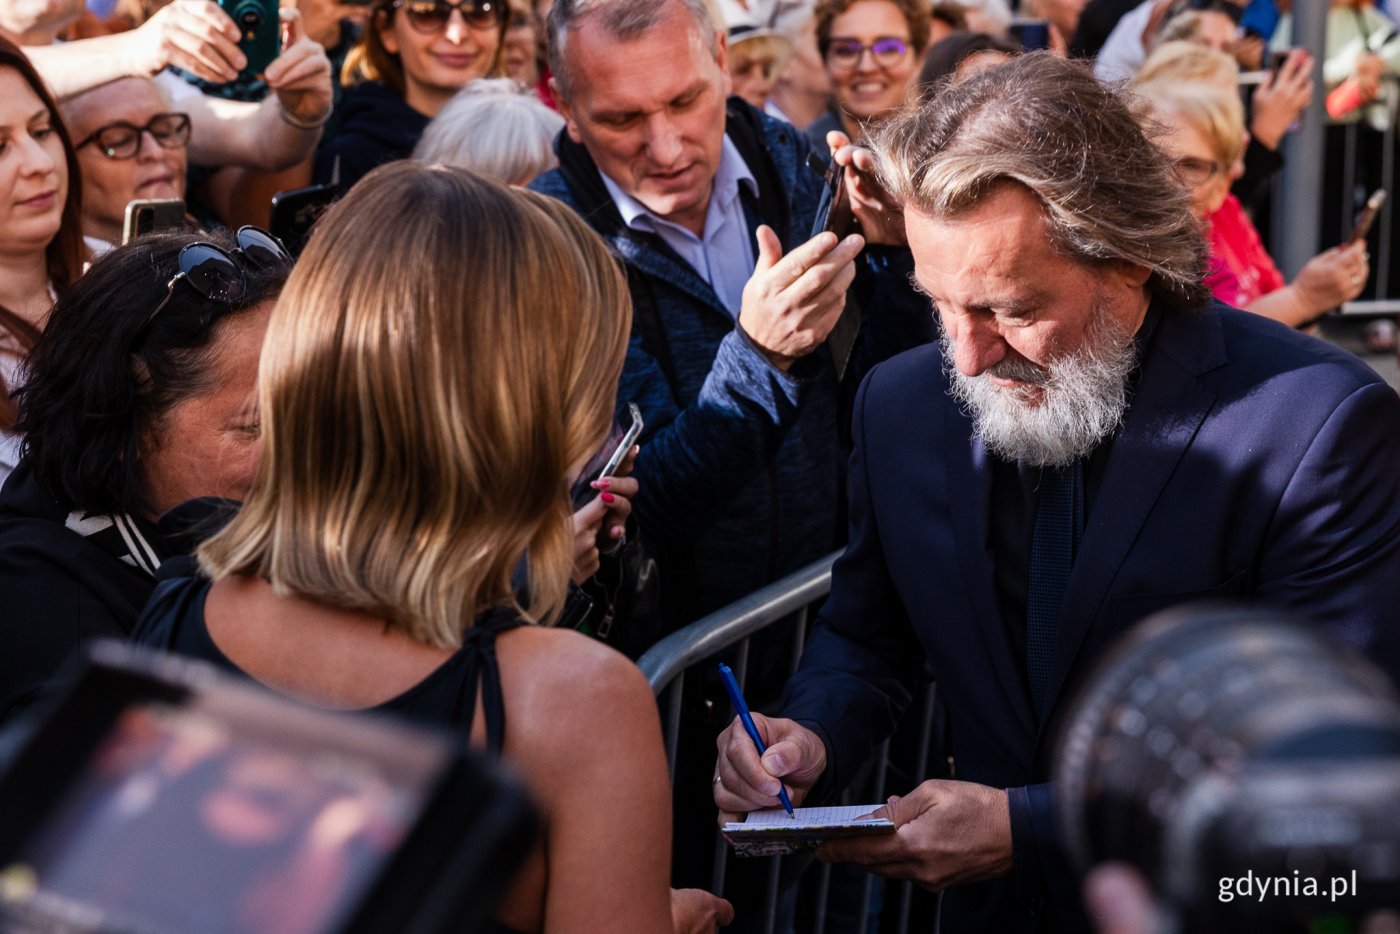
<box><xmin>779</xmin><ymin>302</ymin><xmax>1400</xmax><ymax>932</ymax></box>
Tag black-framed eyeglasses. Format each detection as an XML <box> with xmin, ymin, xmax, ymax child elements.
<box><xmin>391</xmin><ymin>0</ymin><xmax>505</xmax><ymax>34</ymax></box>
<box><xmin>825</xmin><ymin>36</ymin><xmax>911</xmax><ymax>70</ymax></box>
<box><xmin>1171</xmin><ymin>156</ymin><xmax>1224</xmax><ymax>188</ymax></box>
<box><xmin>76</xmin><ymin>113</ymin><xmax>192</xmax><ymax>161</ymax></box>
<box><xmin>131</xmin><ymin>227</ymin><xmax>292</xmax><ymax>351</ymax></box>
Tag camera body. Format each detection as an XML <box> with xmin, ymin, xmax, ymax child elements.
<box><xmin>1055</xmin><ymin>606</ymin><xmax>1400</xmax><ymax>930</ymax></box>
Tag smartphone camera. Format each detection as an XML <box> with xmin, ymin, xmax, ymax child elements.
<box><xmin>230</xmin><ymin>0</ymin><xmax>265</xmax><ymax>37</ymax></box>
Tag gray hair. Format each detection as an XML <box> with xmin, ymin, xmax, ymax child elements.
<box><xmin>413</xmin><ymin>78</ymin><xmax>566</xmax><ymax>185</ymax></box>
<box><xmin>546</xmin><ymin>0</ymin><xmax>719</xmax><ymax>102</ymax></box>
<box><xmin>873</xmin><ymin>53</ymin><xmax>1209</xmax><ymax>314</ymax></box>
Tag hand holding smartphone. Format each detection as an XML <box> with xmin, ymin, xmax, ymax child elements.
<box><xmin>269</xmin><ymin>183</ymin><xmax>339</xmax><ymax>257</ymax></box>
<box><xmin>571</xmin><ymin>403</ymin><xmax>643</xmax><ymax>508</ymax></box>
<box><xmin>122</xmin><ymin>199</ymin><xmax>187</xmax><ymax>244</ymax></box>
<box><xmin>808</xmin><ymin>153</ymin><xmax>855</xmax><ymax>241</ymax></box>
<box><xmin>807</xmin><ymin>154</ymin><xmax>861</xmax><ymax>379</ymax></box>
<box><xmin>1348</xmin><ymin>190</ymin><xmax>1387</xmax><ymax>245</ymax></box>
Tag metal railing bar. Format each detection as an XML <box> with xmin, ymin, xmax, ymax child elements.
<box><xmin>1343</xmin><ymin>123</ymin><xmax>1358</xmax><ymax>240</ymax></box>
<box><xmin>813</xmin><ymin>862</ymin><xmax>832</xmax><ymax>934</ymax></box>
<box><xmin>639</xmin><ymin>552</ymin><xmax>841</xmax><ymax>694</ymax></box>
<box><xmin>895</xmin><ymin>684</ymin><xmax>940</xmax><ymax>932</ymax></box>
<box><xmin>1378</xmin><ymin>92</ymin><xmax>1395</xmax><ymax>298</ymax></box>
<box><xmin>664</xmin><ymin>675</ymin><xmax>683</xmax><ymax>785</ymax></box>
<box><xmin>712</xmin><ymin>832</ymin><xmax>729</xmax><ymax>902</ymax></box>
<box><xmin>734</xmin><ymin>637</ymin><xmax>751</xmax><ymax>695</ymax></box>
<box><xmin>763</xmin><ymin>855</ymin><xmax>781</xmax><ymax>934</ymax></box>
<box><xmin>789</xmin><ymin>606</ymin><xmax>808</xmax><ymax>676</ymax></box>
<box><xmin>1338</xmin><ymin>300</ymin><xmax>1400</xmax><ymax>314</ymax></box>
<box><xmin>856</xmin><ymin>874</ymin><xmax>874</xmax><ymax>934</ymax></box>
<box><xmin>872</xmin><ymin>738</ymin><xmax>891</xmax><ymax>807</ymax></box>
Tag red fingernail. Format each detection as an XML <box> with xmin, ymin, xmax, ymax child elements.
<box><xmin>600</xmin><ymin>493</ymin><xmax>615</xmax><ymax>504</ymax></box>
<box><xmin>592</xmin><ymin>477</ymin><xmax>610</xmax><ymax>490</ymax></box>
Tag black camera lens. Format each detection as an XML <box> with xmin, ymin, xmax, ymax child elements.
<box><xmin>1055</xmin><ymin>605</ymin><xmax>1400</xmax><ymax>929</ymax></box>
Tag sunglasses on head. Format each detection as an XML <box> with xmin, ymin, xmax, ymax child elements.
<box><xmin>390</xmin><ymin>0</ymin><xmax>505</xmax><ymax>34</ymax></box>
<box><xmin>131</xmin><ymin>227</ymin><xmax>292</xmax><ymax>351</ymax></box>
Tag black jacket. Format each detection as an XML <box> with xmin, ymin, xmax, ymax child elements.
<box><xmin>0</xmin><ymin>461</ymin><xmax>166</xmax><ymax>722</ymax></box>
<box><xmin>0</xmin><ymin>464</ymin><xmax>224</xmax><ymax>724</ymax></box>
<box><xmin>314</xmin><ymin>80</ymin><xmax>430</xmax><ymax>194</ymax></box>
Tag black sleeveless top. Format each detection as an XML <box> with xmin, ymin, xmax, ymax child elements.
<box><xmin>131</xmin><ymin>563</ymin><xmax>532</xmax><ymax>934</ymax></box>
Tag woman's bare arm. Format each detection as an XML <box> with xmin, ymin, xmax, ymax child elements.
<box><xmin>499</xmin><ymin>628</ymin><xmax>676</xmax><ymax>933</ymax></box>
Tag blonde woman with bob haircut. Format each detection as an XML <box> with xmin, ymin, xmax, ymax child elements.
<box><xmin>135</xmin><ymin>162</ymin><xmax>733</xmax><ymax>934</ymax></box>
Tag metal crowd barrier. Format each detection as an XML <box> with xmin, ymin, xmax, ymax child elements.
<box><xmin>1337</xmin><ymin>76</ymin><xmax>1397</xmax><ymax>312</ymax></box>
<box><xmin>638</xmin><ymin>552</ymin><xmax>942</xmax><ymax>934</ymax></box>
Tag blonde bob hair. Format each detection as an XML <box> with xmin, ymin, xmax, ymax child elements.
<box><xmin>1132</xmin><ymin>78</ymin><xmax>1246</xmax><ymax>174</ymax></box>
<box><xmin>198</xmin><ymin>162</ymin><xmax>631</xmax><ymax>648</ymax></box>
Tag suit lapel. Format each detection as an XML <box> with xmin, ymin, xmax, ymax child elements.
<box><xmin>1041</xmin><ymin>308</ymin><xmax>1225</xmax><ymax>722</ymax></box>
<box><xmin>944</xmin><ymin>402</ymin><xmax>1039</xmax><ymax>739</ymax></box>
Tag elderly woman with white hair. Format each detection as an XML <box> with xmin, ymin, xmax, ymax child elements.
<box><xmin>413</xmin><ymin>77</ymin><xmax>564</xmax><ymax>185</ymax></box>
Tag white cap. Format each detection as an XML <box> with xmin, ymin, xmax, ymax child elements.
<box><xmin>714</xmin><ymin>0</ymin><xmax>813</xmax><ymax>33</ymax></box>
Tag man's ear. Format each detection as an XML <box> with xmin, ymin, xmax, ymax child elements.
<box><xmin>551</xmin><ymin>78</ymin><xmax>585</xmax><ymax>144</ymax></box>
<box><xmin>715</xmin><ymin>30</ymin><xmax>732</xmax><ymax>98</ymax></box>
<box><xmin>1110</xmin><ymin>260</ymin><xmax>1153</xmax><ymax>289</ymax></box>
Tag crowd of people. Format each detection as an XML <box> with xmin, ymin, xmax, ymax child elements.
<box><xmin>1</xmin><ymin>0</ymin><xmax>1399</xmax><ymax>932</ymax></box>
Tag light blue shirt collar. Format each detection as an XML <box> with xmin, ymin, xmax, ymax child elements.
<box><xmin>601</xmin><ymin>135</ymin><xmax>758</xmax><ymax>242</ymax></box>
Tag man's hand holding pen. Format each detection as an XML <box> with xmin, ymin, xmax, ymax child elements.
<box><xmin>712</xmin><ymin>712</ymin><xmax>827</xmax><ymax>821</ymax></box>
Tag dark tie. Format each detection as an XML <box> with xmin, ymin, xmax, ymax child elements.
<box><xmin>1026</xmin><ymin>459</ymin><xmax>1084</xmax><ymax>720</ymax></box>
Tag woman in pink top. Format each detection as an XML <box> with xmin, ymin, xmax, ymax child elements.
<box><xmin>1137</xmin><ymin>77</ymin><xmax>1369</xmax><ymax>327</ymax></box>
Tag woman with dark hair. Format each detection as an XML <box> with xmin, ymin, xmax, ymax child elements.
<box><xmin>807</xmin><ymin>0</ymin><xmax>932</xmax><ymax>144</ymax></box>
<box><xmin>0</xmin><ymin>35</ymin><xmax>87</xmax><ymax>485</ymax></box>
<box><xmin>315</xmin><ymin>0</ymin><xmax>507</xmax><ymax>193</ymax></box>
<box><xmin>916</xmin><ymin>31</ymin><xmax>1019</xmax><ymax>92</ymax></box>
<box><xmin>0</xmin><ymin>228</ymin><xmax>290</xmax><ymax>724</ymax></box>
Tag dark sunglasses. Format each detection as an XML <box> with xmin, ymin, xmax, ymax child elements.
<box><xmin>824</xmin><ymin>36</ymin><xmax>911</xmax><ymax>70</ymax></box>
<box><xmin>131</xmin><ymin>227</ymin><xmax>292</xmax><ymax>351</ymax></box>
<box><xmin>390</xmin><ymin>0</ymin><xmax>505</xmax><ymax>34</ymax></box>
<box><xmin>76</xmin><ymin>113</ymin><xmax>192</xmax><ymax>160</ymax></box>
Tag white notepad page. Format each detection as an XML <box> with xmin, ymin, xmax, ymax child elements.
<box><xmin>725</xmin><ymin>805</ymin><xmax>889</xmax><ymax>830</ymax></box>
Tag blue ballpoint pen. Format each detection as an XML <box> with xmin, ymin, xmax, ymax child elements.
<box><xmin>717</xmin><ymin>662</ymin><xmax>795</xmax><ymax>819</ymax></box>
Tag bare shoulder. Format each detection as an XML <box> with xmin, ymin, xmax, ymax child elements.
<box><xmin>494</xmin><ymin>626</ymin><xmax>660</xmax><ymax>748</ymax></box>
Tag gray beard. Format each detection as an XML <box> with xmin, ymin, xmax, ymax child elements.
<box><xmin>941</xmin><ymin>306</ymin><xmax>1139</xmax><ymax>468</ymax></box>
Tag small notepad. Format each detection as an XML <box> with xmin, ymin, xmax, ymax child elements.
<box><xmin>722</xmin><ymin>805</ymin><xmax>895</xmax><ymax>857</ymax></box>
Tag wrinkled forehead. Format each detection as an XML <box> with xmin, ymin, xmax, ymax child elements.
<box><xmin>905</xmin><ymin>186</ymin><xmax>1081</xmax><ymax>292</ymax></box>
<box><xmin>64</xmin><ymin>77</ymin><xmax>170</xmax><ymax>136</ymax></box>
